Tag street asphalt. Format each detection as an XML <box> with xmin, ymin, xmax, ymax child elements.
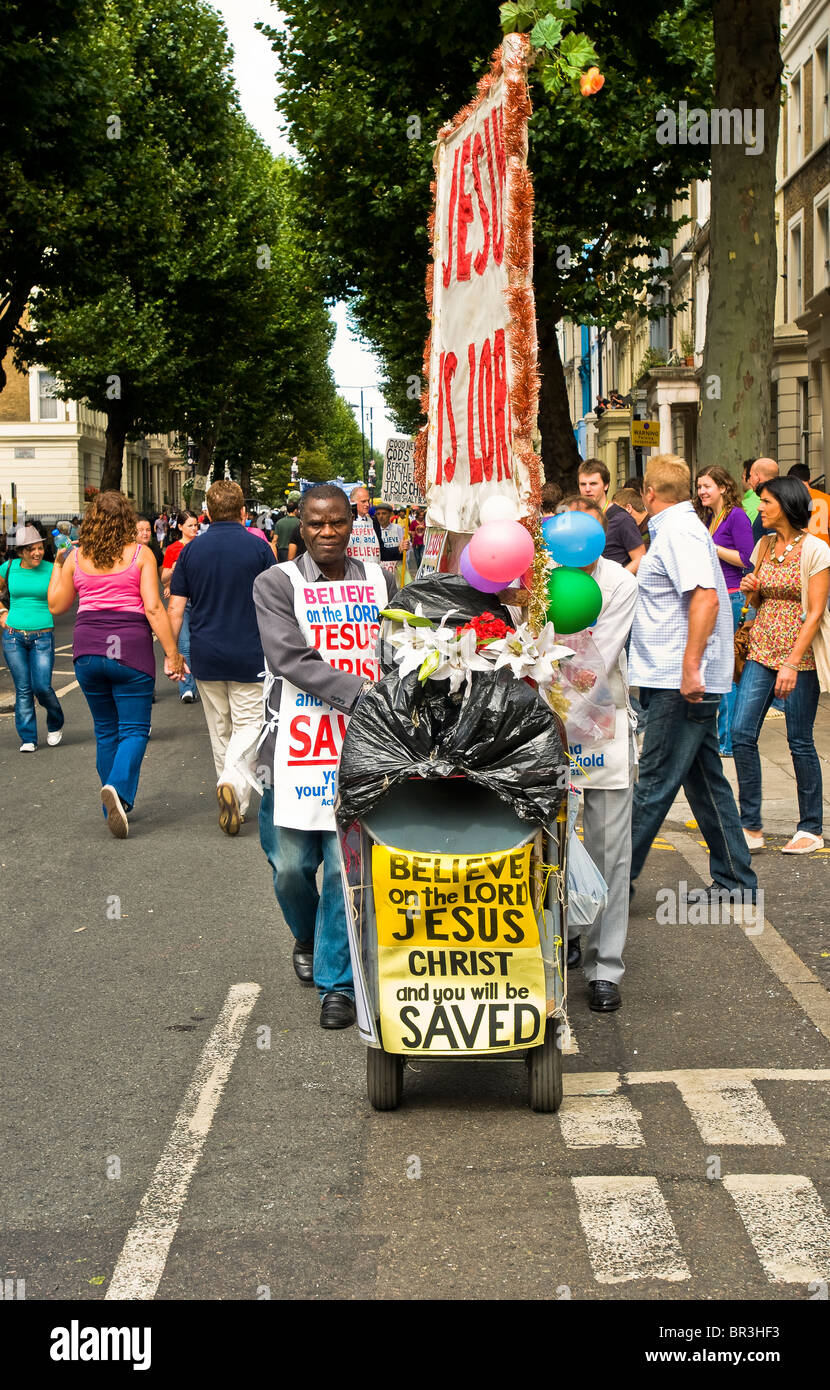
<box><xmin>1</xmin><ymin>617</ymin><xmax>829</xmax><ymax>1306</ymax></box>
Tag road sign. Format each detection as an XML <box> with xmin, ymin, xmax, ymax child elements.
<box><xmin>630</xmin><ymin>420</ymin><xmax>660</xmax><ymax>448</ymax></box>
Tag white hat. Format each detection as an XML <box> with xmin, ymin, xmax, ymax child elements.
<box><xmin>15</xmin><ymin>525</ymin><xmax>43</xmax><ymax>548</ymax></box>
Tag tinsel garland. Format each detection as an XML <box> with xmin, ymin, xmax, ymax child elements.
<box><xmin>527</xmin><ymin>518</ymin><xmax>553</xmax><ymax>638</ymax></box>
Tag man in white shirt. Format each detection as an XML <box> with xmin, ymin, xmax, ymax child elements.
<box><xmin>563</xmin><ymin>498</ymin><xmax>638</xmax><ymax>1011</ymax></box>
<box><xmin>629</xmin><ymin>455</ymin><xmax>756</xmax><ymax>900</ymax></box>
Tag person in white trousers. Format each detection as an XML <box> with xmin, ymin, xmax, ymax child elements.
<box><xmin>562</xmin><ymin>497</ymin><xmax>639</xmax><ymax>1012</ymax></box>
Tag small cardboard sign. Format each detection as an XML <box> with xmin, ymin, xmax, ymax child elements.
<box><xmin>382</xmin><ymin>436</ymin><xmax>425</xmax><ymax>509</ymax></box>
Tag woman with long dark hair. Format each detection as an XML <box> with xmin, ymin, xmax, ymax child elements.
<box><xmin>731</xmin><ymin>477</ymin><xmax>830</xmax><ymax>854</ymax></box>
<box><xmin>694</xmin><ymin>466</ymin><xmax>754</xmax><ymax>754</ymax></box>
<box><xmin>48</xmin><ymin>491</ymin><xmax>185</xmax><ymax>837</ymax></box>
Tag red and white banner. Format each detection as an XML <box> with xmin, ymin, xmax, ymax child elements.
<box><xmin>416</xmin><ymin>33</ymin><xmax>540</xmax><ymax>536</ymax></box>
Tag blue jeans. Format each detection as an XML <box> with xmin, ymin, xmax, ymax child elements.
<box><xmin>632</xmin><ymin>688</ymin><xmax>757</xmax><ymax>894</ymax></box>
<box><xmin>717</xmin><ymin>590</ymin><xmax>746</xmax><ymax>754</ymax></box>
<box><xmin>259</xmin><ymin>787</ymin><xmax>353</xmax><ymax>999</ymax></box>
<box><xmin>177</xmin><ymin>602</ymin><xmax>198</xmax><ymax>699</ymax></box>
<box><xmin>2</xmin><ymin>628</ymin><xmax>64</xmax><ymax>745</ymax></box>
<box><xmin>732</xmin><ymin>660</ymin><xmax>822</xmax><ymax>835</ymax></box>
<box><xmin>74</xmin><ymin>655</ymin><xmax>154</xmax><ymax>810</ymax></box>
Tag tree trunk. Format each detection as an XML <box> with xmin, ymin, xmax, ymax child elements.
<box><xmin>196</xmin><ymin>434</ymin><xmax>216</xmax><ymax>481</ymax></box>
<box><xmin>536</xmin><ymin>311</ymin><xmax>582</xmax><ymax>488</ymax></box>
<box><xmin>101</xmin><ymin>406</ymin><xmax>129</xmax><ymax>492</ymax></box>
<box><xmin>698</xmin><ymin>0</ymin><xmax>782</xmax><ymax>479</ymax></box>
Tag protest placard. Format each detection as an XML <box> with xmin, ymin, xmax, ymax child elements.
<box><xmin>382</xmin><ymin>436</ymin><xmax>425</xmax><ymax>508</ymax></box>
<box><xmin>413</xmin><ymin>33</ymin><xmax>541</xmax><ymax>535</ymax></box>
<box><xmin>416</xmin><ymin>525</ymin><xmax>447</xmax><ymax>578</ymax></box>
<box><xmin>372</xmin><ymin>843</ymin><xmax>546</xmax><ymax>1054</ymax></box>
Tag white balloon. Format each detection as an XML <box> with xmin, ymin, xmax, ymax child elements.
<box><xmin>479</xmin><ymin>495</ymin><xmax>520</xmax><ymax>525</ymax></box>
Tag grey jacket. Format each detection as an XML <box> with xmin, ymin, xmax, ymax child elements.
<box><xmin>252</xmin><ymin>552</ymin><xmax>395</xmax><ymax>771</ymax></box>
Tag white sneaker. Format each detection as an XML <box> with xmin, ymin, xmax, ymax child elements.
<box><xmin>101</xmin><ymin>785</ymin><xmax>129</xmax><ymax>839</ymax></box>
<box><xmin>19</xmin><ymin>742</ymin><xmax>36</xmax><ymax>753</ymax></box>
<box><xmin>47</xmin><ymin>730</ymin><xmax>63</xmax><ymax>747</ymax></box>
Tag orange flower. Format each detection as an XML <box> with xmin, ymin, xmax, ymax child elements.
<box><xmin>580</xmin><ymin>67</ymin><xmax>604</xmax><ymax>96</ymax></box>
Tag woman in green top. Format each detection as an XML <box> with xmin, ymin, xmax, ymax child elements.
<box><xmin>0</xmin><ymin>524</ymin><xmax>65</xmax><ymax>752</ymax></box>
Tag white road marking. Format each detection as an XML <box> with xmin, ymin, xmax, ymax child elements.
<box><xmin>663</xmin><ymin>827</ymin><xmax>830</xmax><ymax>1045</ymax></box>
<box><xmin>723</xmin><ymin>1175</ymin><xmax>830</xmax><ymax>1283</ymax></box>
<box><xmin>105</xmin><ymin>982</ymin><xmax>260</xmax><ymax>1300</ymax></box>
<box><xmin>656</xmin><ymin>1072</ymin><xmax>784</xmax><ymax>1146</ymax></box>
<box><xmin>572</xmin><ymin>1176</ymin><xmax>690</xmax><ymax>1283</ymax></box>
<box><xmin>558</xmin><ymin>1068</ymin><xmax>830</xmax><ymax>1146</ymax></box>
<box><xmin>561</xmin><ymin>1072</ymin><xmax>644</xmax><ymax>1148</ymax></box>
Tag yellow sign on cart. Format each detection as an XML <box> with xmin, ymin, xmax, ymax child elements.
<box><xmin>372</xmin><ymin>844</ymin><xmax>546</xmax><ymax>1055</ymax></box>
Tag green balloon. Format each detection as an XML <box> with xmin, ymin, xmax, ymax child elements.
<box><xmin>546</xmin><ymin>566</ymin><xmax>603</xmax><ymax>634</ymax></box>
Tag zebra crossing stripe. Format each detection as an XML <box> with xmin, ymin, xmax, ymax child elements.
<box><xmin>561</xmin><ymin>1073</ymin><xmax>644</xmax><ymax>1148</ymax></box>
<box><xmin>664</xmin><ymin>1072</ymin><xmax>785</xmax><ymax>1146</ymax></box>
<box><xmin>723</xmin><ymin>1175</ymin><xmax>830</xmax><ymax>1283</ymax></box>
<box><xmin>572</xmin><ymin>1176</ymin><xmax>690</xmax><ymax>1283</ymax></box>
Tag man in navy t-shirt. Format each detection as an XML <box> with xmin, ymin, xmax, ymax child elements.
<box><xmin>168</xmin><ymin>480</ymin><xmax>275</xmax><ymax>835</ymax></box>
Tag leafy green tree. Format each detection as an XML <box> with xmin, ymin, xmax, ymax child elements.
<box><xmin>251</xmin><ymin>393</ymin><xmax>377</xmax><ymax>503</ymax></box>
<box><xmin>17</xmin><ymin>0</ymin><xmax>239</xmax><ymax>488</ymax></box>
<box><xmin>0</xmin><ymin>1</ymin><xmax>102</xmax><ymax>392</ymax></box>
<box><xmin>268</xmin><ymin>0</ymin><xmax>714</xmax><ymax>483</ymax></box>
<box><xmin>172</xmin><ymin>139</ymin><xmax>344</xmax><ymax>491</ymax></box>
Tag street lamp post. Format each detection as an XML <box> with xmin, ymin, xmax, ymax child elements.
<box><xmin>347</xmin><ymin>388</ymin><xmax>381</xmax><ymax>488</ymax></box>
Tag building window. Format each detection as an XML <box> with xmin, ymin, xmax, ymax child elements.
<box><xmin>788</xmin><ymin>216</ymin><xmax>804</xmax><ymax>320</ymax></box>
<box><xmin>789</xmin><ymin>72</ymin><xmax>803</xmax><ymax>170</ymax></box>
<box><xmin>816</xmin><ymin>191</ymin><xmax>830</xmax><ymax>293</ymax></box>
<box><xmin>38</xmin><ymin>370</ymin><xmax>58</xmax><ymax>420</ymax></box>
<box><xmin>816</xmin><ymin>35</ymin><xmax>829</xmax><ymax>147</ymax></box>
<box><xmin>799</xmin><ymin>379</ymin><xmax>809</xmax><ymax>470</ymax></box>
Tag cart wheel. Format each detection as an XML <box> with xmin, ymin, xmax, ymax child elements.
<box><xmin>527</xmin><ymin>1020</ymin><xmax>563</xmax><ymax>1113</ymax></box>
<box><xmin>367</xmin><ymin>1047</ymin><xmax>404</xmax><ymax>1111</ymax></box>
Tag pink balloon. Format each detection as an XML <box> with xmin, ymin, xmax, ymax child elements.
<box><xmin>459</xmin><ymin>544</ymin><xmax>509</xmax><ymax>593</ymax></box>
<box><xmin>469</xmin><ymin>520</ymin><xmax>535</xmax><ymax>583</ymax></box>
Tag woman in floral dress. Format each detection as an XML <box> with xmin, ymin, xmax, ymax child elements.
<box><xmin>731</xmin><ymin>477</ymin><xmax>830</xmax><ymax>854</ymax></box>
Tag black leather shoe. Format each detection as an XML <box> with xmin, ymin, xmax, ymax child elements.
<box><xmin>587</xmin><ymin>980</ymin><xmax>622</xmax><ymax>1013</ymax></box>
<box><xmin>320</xmin><ymin>993</ymin><xmax>356</xmax><ymax>1029</ymax></box>
<box><xmin>567</xmin><ymin>936</ymin><xmax>581</xmax><ymax>970</ymax></box>
<box><xmin>292</xmin><ymin>940</ymin><xmax>314</xmax><ymax>985</ymax></box>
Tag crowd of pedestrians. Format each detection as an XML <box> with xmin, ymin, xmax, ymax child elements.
<box><xmin>2</xmin><ymin>456</ymin><xmax>827</xmax><ymax>1027</ymax></box>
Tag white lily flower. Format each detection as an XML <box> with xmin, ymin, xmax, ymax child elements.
<box><xmin>484</xmin><ymin>620</ymin><xmax>574</xmax><ymax>684</ymax></box>
<box><xmin>529</xmin><ymin>622</ymin><xmax>574</xmax><ymax>685</ymax></box>
<box><xmin>388</xmin><ymin>604</ymin><xmax>436</xmax><ymax>678</ymax></box>
<box><xmin>419</xmin><ymin>625</ymin><xmax>491</xmax><ymax>694</ymax></box>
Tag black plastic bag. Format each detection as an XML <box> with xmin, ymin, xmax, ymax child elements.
<box><xmin>337</xmin><ymin>664</ymin><xmax>569</xmax><ymax>828</ymax></box>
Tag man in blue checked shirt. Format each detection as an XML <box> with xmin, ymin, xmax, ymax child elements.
<box><xmin>629</xmin><ymin>455</ymin><xmax>757</xmax><ymax>900</ymax></box>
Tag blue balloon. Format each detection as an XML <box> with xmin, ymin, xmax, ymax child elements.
<box><xmin>542</xmin><ymin>511</ymin><xmax>605</xmax><ymax>566</ymax></box>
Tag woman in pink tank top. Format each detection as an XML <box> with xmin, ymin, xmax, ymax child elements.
<box><xmin>48</xmin><ymin>492</ymin><xmax>187</xmax><ymax>838</ymax></box>
<box><xmin>73</xmin><ymin>543</ymin><xmax>147</xmax><ymax>613</ymax></box>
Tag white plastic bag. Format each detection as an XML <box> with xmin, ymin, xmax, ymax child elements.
<box><xmin>566</xmin><ymin>790</ymin><xmax>608</xmax><ymax>927</ymax></box>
